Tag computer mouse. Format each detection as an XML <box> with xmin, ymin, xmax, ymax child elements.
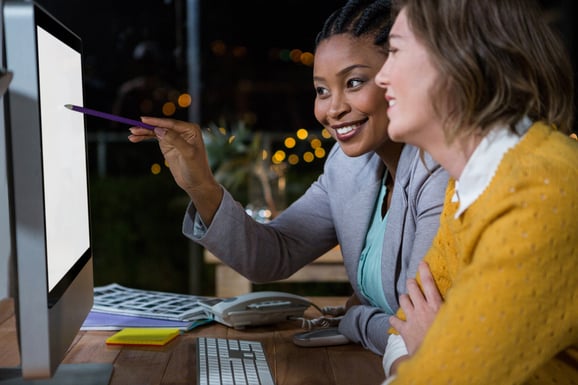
<box><xmin>292</xmin><ymin>327</ymin><xmax>350</xmax><ymax>347</ymax></box>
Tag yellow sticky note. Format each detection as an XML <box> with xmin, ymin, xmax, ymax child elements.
<box><xmin>105</xmin><ymin>327</ymin><xmax>180</xmax><ymax>346</ymax></box>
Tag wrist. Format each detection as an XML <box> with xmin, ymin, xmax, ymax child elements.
<box><xmin>190</xmin><ymin>182</ymin><xmax>223</xmax><ymax>225</ymax></box>
<box><xmin>389</xmin><ymin>355</ymin><xmax>409</xmax><ymax>376</ymax></box>
<box><xmin>383</xmin><ymin>334</ymin><xmax>408</xmax><ymax>377</ymax></box>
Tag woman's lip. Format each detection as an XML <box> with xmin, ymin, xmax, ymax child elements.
<box><xmin>331</xmin><ymin>119</ymin><xmax>367</xmax><ymax>130</ymax></box>
<box><xmin>333</xmin><ymin>119</ymin><xmax>367</xmax><ymax>141</ymax></box>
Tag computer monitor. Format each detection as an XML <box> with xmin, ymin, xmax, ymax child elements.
<box><xmin>1</xmin><ymin>1</ymin><xmax>112</xmax><ymax>382</ymax></box>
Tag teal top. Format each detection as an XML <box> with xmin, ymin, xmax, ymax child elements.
<box><xmin>357</xmin><ymin>177</ymin><xmax>393</xmax><ymax>315</ymax></box>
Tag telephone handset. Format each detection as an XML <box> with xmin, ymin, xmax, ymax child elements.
<box><xmin>199</xmin><ymin>291</ymin><xmax>314</xmax><ymax>329</ymax></box>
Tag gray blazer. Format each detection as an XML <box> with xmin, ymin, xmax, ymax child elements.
<box><xmin>183</xmin><ymin>143</ymin><xmax>449</xmax><ymax>355</ymax></box>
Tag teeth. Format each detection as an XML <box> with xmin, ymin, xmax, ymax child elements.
<box><xmin>389</xmin><ymin>100</ymin><xmax>396</xmax><ymax>107</ymax></box>
<box><xmin>336</xmin><ymin>125</ymin><xmax>356</xmax><ymax>135</ymax></box>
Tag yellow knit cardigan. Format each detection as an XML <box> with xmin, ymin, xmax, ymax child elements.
<box><xmin>391</xmin><ymin>122</ymin><xmax>578</xmax><ymax>385</ymax></box>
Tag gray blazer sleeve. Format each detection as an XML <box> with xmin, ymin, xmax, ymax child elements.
<box><xmin>181</xmin><ymin>147</ymin><xmax>345</xmax><ymax>282</ymax></box>
<box><xmin>182</xmin><ymin>143</ymin><xmax>449</xmax><ymax>357</ymax></box>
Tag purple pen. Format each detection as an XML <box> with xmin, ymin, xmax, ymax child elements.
<box><xmin>64</xmin><ymin>104</ymin><xmax>156</xmax><ymax>130</ymax></box>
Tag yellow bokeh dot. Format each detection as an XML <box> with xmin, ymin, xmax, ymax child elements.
<box><xmin>303</xmin><ymin>151</ymin><xmax>315</xmax><ymax>163</ymax></box>
<box><xmin>178</xmin><ymin>93</ymin><xmax>192</xmax><ymax>108</ymax></box>
<box><xmin>151</xmin><ymin>163</ymin><xmax>162</xmax><ymax>175</ymax></box>
<box><xmin>310</xmin><ymin>138</ymin><xmax>322</xmax><ymax>149</ymax></box>
<box><xmin>288</xmin><ymin>154</ymin><xmax>299</xmax><ymax>165</ymax></box>
<box><xmin>284</xmin><ymin>137</ymin><xmax>296</xmax><ymax>149</ymax></box>
<box><xmin>162</xmin><ymin>102</ymin><xmax>176</xmax><ymax>116</ymax></box>
<box><xmin>321</xmin><ymin>128</ymin><xmax>332</xmax><ymax>139</ymax></box>
<box><xmin>290</xmin><ymin>49</ymin><xmax>303</xmax><ymax>63</ymax></box>
<box><xmin>300</xmin><ymin>52</ymin><xmax>314</xmax><ymax>66</ymax></box>
<box><xmin>272</xmin><ymin>150</ymin><xmax>286</xmax><ymax>164</ymax></box>
<box><xmin>296</xmin><ymin>128</ymin><xmax>308</xmax><ymax>140</ymax></box>
<box><xmin>315</xmin><ymin>147</ymin><xmax>326</xmax><ymax>158</ymax></box>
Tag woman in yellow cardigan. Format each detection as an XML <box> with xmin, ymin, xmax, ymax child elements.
<box><xmin>375</xmin><ymin>0</ymin><xmax>578</xmax><ymax>384</ymax></box>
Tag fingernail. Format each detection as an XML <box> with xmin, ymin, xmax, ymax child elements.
<box><xmin>154</xmin><ymin>127</ymin><xmax>167</xmax><ymax>138</ymax></box>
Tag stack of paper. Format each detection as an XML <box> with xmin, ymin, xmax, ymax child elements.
<box><xmin>81</xmin><ymin>310</ymin><xmax>212</xmax><ymax>331</ymax></box>
<box><xmin>82</xmin><ymin>283</ymin><xmax>215</xmax><ymax>331</ymax></box>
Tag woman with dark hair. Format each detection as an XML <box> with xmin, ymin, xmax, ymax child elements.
<box><xmin>128</xmin><ymin>0</ymin><xmax>448</xmax><ymax>357</ymax></box>
<box><xmin>376</xmin><ymin>0</ymin><xmax>578</xmax><ymax>383</ymax></box>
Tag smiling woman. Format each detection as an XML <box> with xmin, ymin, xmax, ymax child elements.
<box><xmin>125</xmin><ymin>0</ymin><xmax>450</xmax><ymax>359</ymax></box>
<box><xmin>376</xmin><ymin>0</ymin><xmax>577</xmax><ymax>384</ymax></box>
<box><xmin>26</xmin><ymin>0</ymin><xmax>344</xmax><ymax>296</ymax></box>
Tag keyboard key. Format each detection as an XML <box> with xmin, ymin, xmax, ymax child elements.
<box><xmin>196</xmin><ymin>337</ymin><xmax>275</xmax><ymax>385</ymax></box>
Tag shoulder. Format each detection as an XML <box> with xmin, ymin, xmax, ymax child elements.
<box><xmin>323</xmin><ymin>142</ymin><xmax>384</xmax><ymax>177</ymax></box>
<box><xmin>498</xmin><ymin>123</ymin><xmax>578</xmax><ymax>191</ymax></box>
<box><xmin>473</xmin><ymin>125</ymin><xmax>578</xmax><ymax>229</ymax></box>
<box><xmin>397</xmin><ymin>145</ymin><xmax>450</xmax><ymax>201</ymax></box>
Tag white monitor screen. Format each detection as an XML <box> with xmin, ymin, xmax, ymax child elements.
<box><xmin>2</xmin><ymin>2</ymin><xmax>105</xmax><ymax>380</ymax></box>
<box><xmin>37</xmin><ymin>26</ymin><xmax>89</xmax><ymax>292</ymax></box>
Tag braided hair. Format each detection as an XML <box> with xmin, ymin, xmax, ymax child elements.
<box><xmin>315</xmin><ymin>0</ymin><xmax>392</xmax><ymax>48</ymax></box>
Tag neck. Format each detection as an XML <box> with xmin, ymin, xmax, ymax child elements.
<box><xmin>376</xmin><ymin>142</ymin><xmax>404</xmax><ymax>182</ymax></box>
<box><xmin>428</xmin><ymin>133</ymin><xmax>483</xmax><ymax>180</ymax></box>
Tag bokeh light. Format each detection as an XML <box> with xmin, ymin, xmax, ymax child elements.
<box><xmin>178</xmin><ymin>93</ymin><xmax>191</xmax><ymax>108</ymax></box>
<box><xmin>300</xmin><ymin>52</ymin><xmax>314</xmax><ymax>66</ymax></box>
<box><xmin>211</xmin><ymin>40</ymin><xmax>226</xmax><ymax>56</ymax></box>
<box><xmin>296</xmin><ymin>128</ymin><xmax>308</xmax><ymax>140</ymax></box>
<box><xmin>232</xmin><ymin>46</ymin><xmax>247</xmax><ymax>58</ymax></box>
<box><xmin>303</xmin><ymin>151</ymin><xmax>315</xmax><ymax>163</ymax></box>
<box><xmin>150</xmin><ymin>163</ymin><xmax>162</xmax><ymax>175</ymax></box>
<box><xmin>272</xmin><ymin>150</ymin><xmax>286</xmax><ymax>164</ymax></box>
<box><xmin>162</xmin><ymin>102</ymin><xmax>176</xmax><ymax>116</ymax></box>
<box><xmin>284</xmin><ymin>137</ymin><xmax>296</xmax><ymax>149</ymax></box>
<box><xmin>288</xmin><ymin>154</ymin><xmax>300</xmax><ymax>165</ymax></box>
<box><xmin>310</xmin><ymin>138</ymin><xmax>322</xmax><ymax>149</ymax></box>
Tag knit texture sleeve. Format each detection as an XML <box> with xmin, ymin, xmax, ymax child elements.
<box><xmin>390</xmin><ymin>124</ymin><xmax>578</xmax><ymax>384</ymax></box>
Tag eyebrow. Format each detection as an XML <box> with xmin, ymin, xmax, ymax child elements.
<box><xmin>313</xmin><ymin>64</ymin><xmax>372</xmax><ymax>82</ymax></box>
<box><xmin>388</xmin><ymin>33</ymin><xmax>402</xmax><ymax>42</ymax></box>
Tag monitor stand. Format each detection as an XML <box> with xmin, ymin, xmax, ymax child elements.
<box><xmin>0</xmin><ymin>363</ymin><xmax>113</xmax><ymax>385</ymax></box>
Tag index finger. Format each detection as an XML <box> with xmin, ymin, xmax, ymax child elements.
<box><xmin>418</xmin><ymin>261</ymin><xmax>442</xmax><ymax>308</ymax></box>
<box><xmin>141</xmin><ymin>116</ymin><xmax>199</xmax><ymax>135</ymax></box>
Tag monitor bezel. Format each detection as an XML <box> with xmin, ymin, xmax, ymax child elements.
<box><xmin>2</xmin><ymin>0</ymin><xmax>102</xmax><ymax>380</ymax></box>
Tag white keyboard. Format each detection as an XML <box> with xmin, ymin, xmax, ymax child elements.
<box><xmin>196</xmin><ymin>337</ymin><xmax>275</xmax><ymax>385</ymax></box>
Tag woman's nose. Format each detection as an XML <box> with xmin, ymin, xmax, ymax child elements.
<box><xmin>375</xmin><ymin>59</ymin><xmax>390</xmax><ymax>89</ymax></box>
<box><xmin>327</xmin><ymin>95</ymin><xmax>350</xmax><ymax>119</ymax></box>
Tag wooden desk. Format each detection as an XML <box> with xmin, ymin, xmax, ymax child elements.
<box><xmin>0</xmin><ymin>297</ymin><xmax>385</xmax><ymax>385</ymax></box>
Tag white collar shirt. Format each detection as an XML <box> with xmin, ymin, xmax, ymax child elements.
<box><xmin>452</xmin><ymin>116</ymin><xmax>532</xmax><ymax>218</ymax></box>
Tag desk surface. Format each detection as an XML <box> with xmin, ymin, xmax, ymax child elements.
<box><xmin>0</xmin><ymin>297</ymin><xmax>385</xmax><ymax>385</ymax></box>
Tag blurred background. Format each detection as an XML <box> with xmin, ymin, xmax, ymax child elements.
<box><xmin>34</xmin><ymin>0</ymin><xmax>577</xmax><ymax>296</ymax></box>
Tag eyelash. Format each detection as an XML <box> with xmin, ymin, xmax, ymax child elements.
<box><xmin>315</xmin><ymin>77</ymin><xmax>366</xmax><ymax>98</ymax></box>
<box><xmin>315</xmin><ymin>86</ymin><xmax>328</xmax><ymax>96</ymax></box>
<box><xmin>348</xmin><ymin>78</ymin><xmax>364</xmax><ymax>88</ymax></box>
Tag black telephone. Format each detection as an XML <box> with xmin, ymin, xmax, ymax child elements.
<box><xmin>198</xmin><ymin>291</ymin><xmax>313</xmax><ymax>329</ymax></box>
